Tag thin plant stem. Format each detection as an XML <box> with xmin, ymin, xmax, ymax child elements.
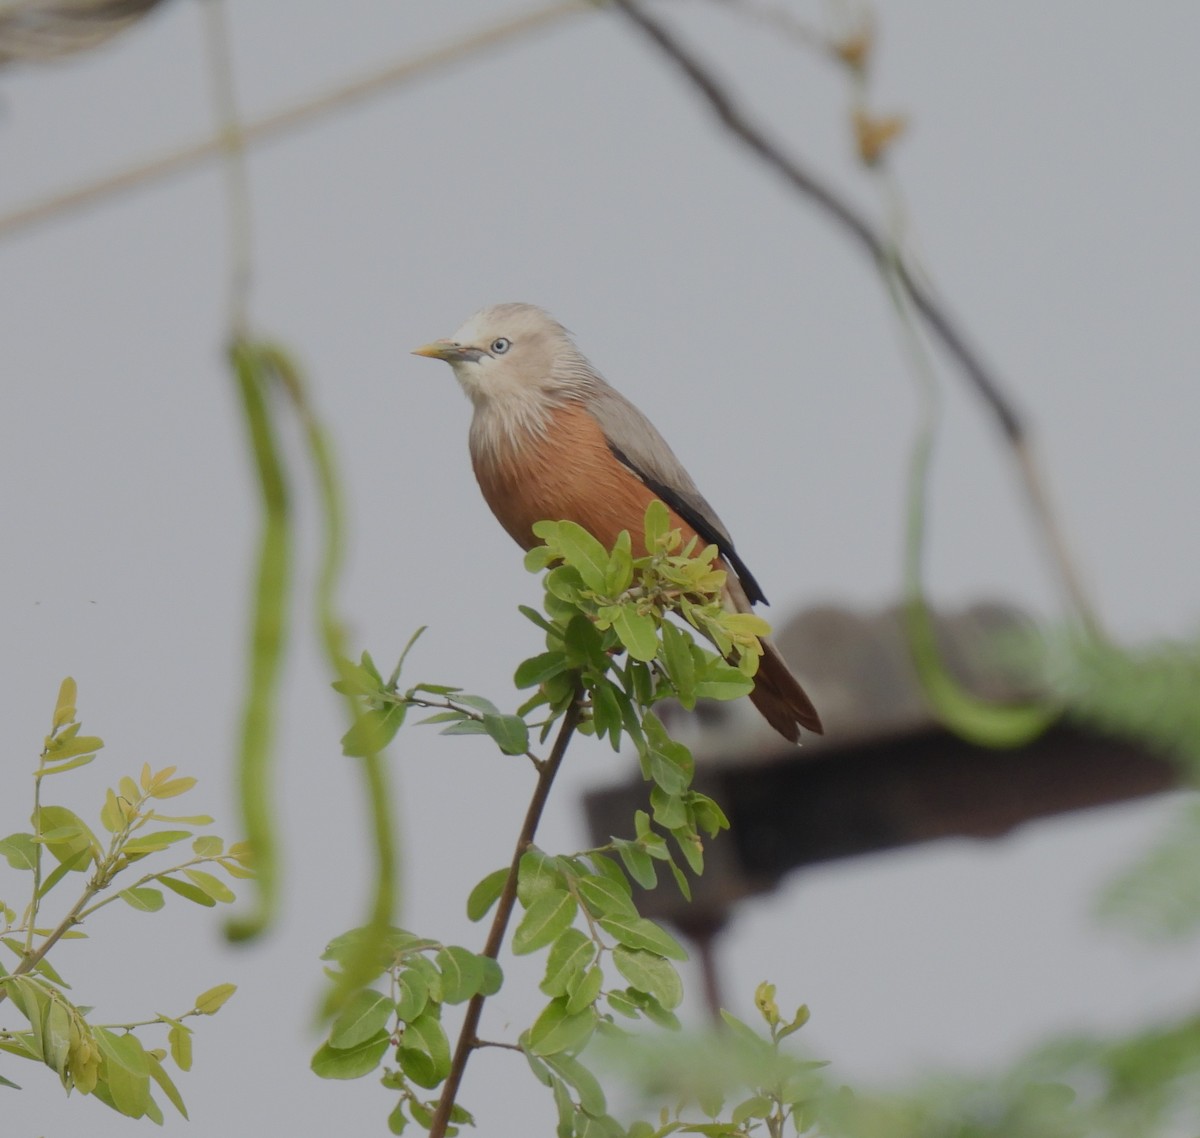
<box><xmin>427</xmin><ymin>693</ymin><xmax>585</xmax><ymax>1138</ymax></box>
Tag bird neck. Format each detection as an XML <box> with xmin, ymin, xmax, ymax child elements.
<box><xmin>469</xmin><ymin>385</ymin><xmax>570</xmax><ymax>468</ymax></box>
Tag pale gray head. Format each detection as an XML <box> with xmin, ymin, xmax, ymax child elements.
<box><xmin>412</xmin><ymin>303</ymin><xmax>599</xmax><ymax>409</ymax></box>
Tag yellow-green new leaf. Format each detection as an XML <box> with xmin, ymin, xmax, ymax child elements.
<box><xmin>194</xmin><ymin>983</ymin><xmax>237</xmax><ymax>1015</ymax></box>
<box><xmin>168</xmin><ymin>1022</ymin><xmax>193</xmax><ymax>1071</ymax></box>
<box><xmin>52</xmin><ymin>677</ymin><xmax>77</xmax><ymax>730</ymax></box>
<box><xmin>146</xmin><ymin>1050</ymin><xmax>188</xmax><ymax>1118</ymax></box>
<box><xmin>119</xmin><ymin>886</ymin><xmax>165</xmax><ymax>913</ymax></box>
<box><xmin>182</xmin><ymin>868</ymin><xmax>236</xmax><ymax>904</ymax></box>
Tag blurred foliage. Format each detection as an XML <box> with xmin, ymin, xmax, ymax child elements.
<box><xmin>0</xmin><ymin>678</ymin><xmax>245</xmax><ymax>1119</ymax></box>
<box><xmin>227</xmin><ymin>340</ymin><xmax>397</xmax><ymax>1011</ymax></box>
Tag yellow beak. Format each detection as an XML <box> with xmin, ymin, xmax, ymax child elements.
<box><xmin>411</xmin><ymin>339</ymin><xmax>460</xmax><ymax>360</ymax></box>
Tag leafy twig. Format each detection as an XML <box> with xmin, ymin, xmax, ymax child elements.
<box><xmin>427</xmin><ymin>691</ymin><xmax>585</xmax><ymax>1138</ymax></box>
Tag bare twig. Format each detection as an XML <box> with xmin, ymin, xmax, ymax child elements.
<box><xmin>427</xmin><ymin>693</ymin><xmax>585</xmax><ymax>1138</ymax></box>
<box><xmin>0</xmin><ymin>0</ymin><xmax>590</xmax><ymax>241</ymax></box>
<box><xmin>607</xmin><ymin>0</ymin><xmax>1100</xmax><ymax>635</ymax></box>
<box><xmin>200</xmin><ymin>0</ymin><xmax>253</xmax><ymax>336</ymax></box>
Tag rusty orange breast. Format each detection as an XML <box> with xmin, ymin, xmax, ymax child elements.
<box><xmin>471</xmin><ymin>400</ymin><xmax>697</xmax><ymax>556</ymax></box>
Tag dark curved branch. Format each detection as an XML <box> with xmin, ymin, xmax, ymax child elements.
<box><xmin>607</xmin><ymin>0</ymin><xmax>1100</xmax><ymax>633</ymax></box>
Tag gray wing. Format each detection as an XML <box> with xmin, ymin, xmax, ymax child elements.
<box><xmin>585</xmin><ymin>383</ymin><xmax>768</xmax><ymax>606</ymax></box>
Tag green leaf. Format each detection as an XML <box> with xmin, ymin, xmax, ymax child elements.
<box><xmin>694</xmin><ymin>660</ymin><xmax>754</xmax><ymax>701</ymax></box>
<box><xmin>168</xmin><ymin>1022</ymin><xmax>193</xmax><ymax>1071</ymax></box>
<box><xmin>158</xmin><ymin>875</ymin><xmax>216</xmax><ymax>907</ymax></box>
<box><xmin>122</xmin><ymin>829</ymin><xmax>193</xmax><ymax>855</ymax></box>
<box><xmin>604</xmin><ymin>530</ymin><xmax>634</xmax><ymax>595</ymax></box>
<box><xmin>466</xmin><ymin>867</ymin><xmax>509</xmax><ymax>922</ymax></box>
<box><xmin>478</xmin><ymin>957</ymin><xmax>503</xmax><ymax>996</ymax></box>
<box><xmin>515</xmin><ymin>651</ymin><xmax>568</xmax><ymax>689</ymax></box>
<box><xmin>540</xmin><ymin>928</ymin><xmax>595</xmax><ymax>997</ymax></box>
<box><xmin>31</xmin><ymin>806</ymin><xmax>98</xmax><ymax>869</ymax></box>
<box><xmin>564</xmin><ymin>964</ymin><xmax>604</xmax><ymax>1015</ymax></box>
<box><xmin>456</xmin><ymin>694</ymin><xmax>502</xmax><ymax>716</ymax></box>
<box><xmin>440</xmin><ymin>719</ymin><xmax>488</xmax><ymax>737</ymax></box>
<box><xmin>731</xmin><ymin>1095</ymin><xmax>773</xmax><ymax>1125</ymax></box>
<box><xmin>194</xmin><ymin>983</ymin><xmax>237</xmax><ymax>1015</ymax></box>
<box><xmin>37</xmin><ymin>846</ymin><xmax>92</xmax><ymax>898</ymax></box>
<box><xmin>193</xmin><ymin>835</ymin><xmax>224</xmax><ymax>857</ymax></box>
<box><xmin>549</xmin><ymin>521</ymin><xmax>610</xmax><ymax>593</ymax></box>
<box><xmin>660</xmin><ymin>621</ymin><xmax>697</xmax><ymax>708</ymax></box>
<box><xmin>597</xmin><ymin>916</ymin><xmax>688</xmax><ymax>961</ymax></box>
<box><xmin>387</xmin><ymin>1100</ymin><xmax>409</xmax><ymax>1134</ymax></box>
<box><xmin>0</xmin><ymin>833</ymin><xmax>37</xmax><ymax>872</ymax></box>
<box><xmin>612</xmin><ymin>947</ymin><xmax>683</xmax><ymax>1010</ymax></box>
<box><xmin>436</xmin><ymin>946</ymin><xmax>485</xmax><ymax>1004</ymax></box>
<box><xmin>146</xmin><ymin>1050</ymin><xmax>188</xmax><ymax>1118</ymax></box>
<box><xmin>575</xmin><ymin>873</ymin><xmax>638</xmax><ymax>919</ymax></box>
<box><xmin>341</xmin><ymin>704</ymin><xmax>406</xmax><ymax>758</ymax></box>
<box><xmin>482</xmin><ymin>713</ymin><xmax>530</xmax><ymax>756</ymax></box>
<box><xmin>399</xmin><ymin>1013</ymin><xmax>451</xmax><ymax>1088</ymax></box>
<box><xmin>545</xmin><ymin>1052</ymin><xmax>607</xmax><ymax>1117</ymax></box>
<box><xmin>395</xmin><ymin>968</ymin><xmax>429</xmax><ymax>1022</ymax></box>
<box><xmin>408</xmin><ymin>955</ymin><xmax>443</xmax><ymax>1004</ymax></box>
<box><xmin>588</xmin><ymin>679</ymin><xmax>625</xmax><ymax>749</ymax></box>
<box><xmin>311</xmin><ymin>1031</ymin><xmax>390</xmax><ymax>1079</ymax></box>
<box><xmin>643</xmin><ymin>499</ymin><xmax>670</xmax><ymax>551</ymax></box>
<box><xmin>527</xmin><ymin>997</ymin><xmax>596</xmax><ymax>1057</ymax></box>
<box><xmin>650</xmin><ymin>787</ymin><xmax>688</xmax><ymax>830</ymax></box>
<box><xmin>119</xmin><ymin>886</ymin><xmax>165</xmax><ymax>912</ymax></box>
<box><xmin>37</xmin><ymin>752</ymin><xmax>96</xmax><ymax>776</ymax></box>
<box><xmin>517</xmin><ymin>849</ymin><xmax>564</xmax><ymax>907</ymax></box>
<box><xmin>52</xmin><ymin>677</ymin><xmax>77</xmax><ymax>730</ymax></box>
<box><xmin>95</xmin><ymin>1028</ymin><xmax>151</xmax><ymax>1119</ymax></box>
<box><xmin>606</xmin><ymin>990</ymin><xmax>640</xmax><ymax>1019</ymax></box>
<box><xmin>613</xmin><ymin>840</ymin><xmax>656</xmax><ymax>889</ymax></box>
<box><xmin>183</xmin><ymin>868</ymin><xmax>236</xmax><ymax>904</ymax></box>
<box><xmin>330</xmin><ymin>989</ymin><xmax>394</xmax><ymax>1050</ymax></box>
<box><xmin>513</xmin><ymin>890</ymin><xmax>578</xmax><ymax>955</ymax></box>
<box><xmin>609</xmin><ymin>608</ymin><xmax>659</xmax><ymax>663</ymax></box>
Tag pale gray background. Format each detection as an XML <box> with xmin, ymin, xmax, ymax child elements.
<box><xmin>2</xmin><ymin>1</ymin><xmax>1198</xmax><ymax>1133</ymax></box>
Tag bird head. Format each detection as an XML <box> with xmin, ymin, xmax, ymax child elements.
<box><xmin>412</xmin><ymin>303</ymin><xmax>594</xmax><ymax>405</ymax></box>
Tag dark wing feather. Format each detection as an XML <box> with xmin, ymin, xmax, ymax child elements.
<box><xmin>586</xmin><ymin>385</ymin><xmax>769</xmax><ymax>606</ymax></box>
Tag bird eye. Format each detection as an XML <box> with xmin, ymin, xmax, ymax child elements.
<box><xmin>490</xmin><ymin>337</ymin><xmax>511</xmax><ymax>355</ymax></box>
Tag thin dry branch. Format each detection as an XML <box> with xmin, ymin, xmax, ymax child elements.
<box><xmin>0</xmin><ymin>0</ymin><xmax>589</xmax><ymax>240</ymax></box>
<box><xmin>607</xmin><ymin>0</ymin><xmax>1100</xmax><ymax>634</ymax></box>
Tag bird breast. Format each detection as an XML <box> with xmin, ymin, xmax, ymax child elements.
<box><xmin>470</xmin><ymin>399</ymin><xmax>698</xmax><ymax>557</ymax></box>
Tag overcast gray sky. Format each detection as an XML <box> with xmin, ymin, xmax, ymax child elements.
<box><xmin>3</xmin><ymin>2</ymin><xmax>1198</xmax><ymax>1134</ymax></box>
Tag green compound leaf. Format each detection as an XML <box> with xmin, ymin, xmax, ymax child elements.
<box><xmin>311</xmin><ymin>1031</ymin><xmax>390</xmax><ymax>1079</ymax></box>
<box><xmin>436</xmin><ymin>945</ymin><xmax>485</xmax><ymax>1004</ymax></box>
<box><xmin>466</xmin><ymin>867</ymin><xmax>509</xmax><ymax>922</ymax></box>
<box><xmin>597</xmin><ymin>915</ymin><xmax>688</xmax><ymax>961</ymax></box>
<box><xmin>329</xmin><ymin>989</ymin><xmax>394</xmax><ymax>1050</ymax></box>
<box><xmin>527</xmin><ymin>997</ymin><xmax>596</xmax><ymax>1057</ymax></box>
<box><xmin>612</xmin><ymin>946</ymin><xmax>683</xmax><ymax>1010</ymax></box>
<box><xmin>513</xmin><ymin>890</ymin><xmax>578</xmax><ymax>956</ymax></box>
<box><xmin>540</xmin><ymin>928</ymin><xmax>595</xmax><ymax>997</ymax></box>
<box><xmin>399</xmin><ymin>1013</ymin><xmax>451</xmax><ymax>1089</ymax></box>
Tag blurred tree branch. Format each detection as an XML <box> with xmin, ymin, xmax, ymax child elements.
<box><xmin>608</xmin><ymin>0</ymin><xmax>1101</xmax><ymax>637</ymax></box>
<box><xmin>0</xmin><ymin>0</ymin><xmax>589</xmax><ymax>240</ymax></box>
